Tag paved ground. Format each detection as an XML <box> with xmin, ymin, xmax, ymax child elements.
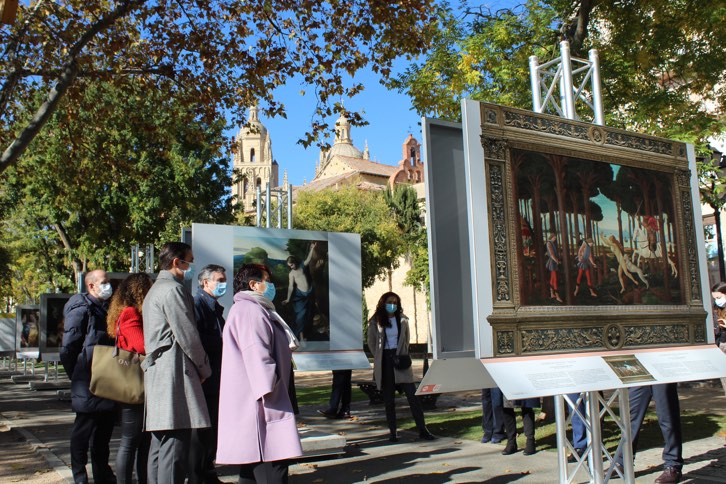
<box><xmin>1</xmin><ymin>360</ymin><xmax>725</xmax><ymax>483</ymax></box>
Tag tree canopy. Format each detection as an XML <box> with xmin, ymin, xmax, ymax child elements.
<box><xmin>0</xmin><ymin>78</ymin><xmax>233</xmax><ymax>302</ymax></box>
<box><xmin>392</xmin><ymin>0</ymin><xmax>725</xmax><ymax>147</ymax></box>
<box><xmin>293</xmin><ymin>184</ymin><xmax>400</xmax><ymax>288</ymax></box>
<box><xmin>0</xmin><ymin>0</ymin><xmax>438</xmax><ymax>174</ymax></box>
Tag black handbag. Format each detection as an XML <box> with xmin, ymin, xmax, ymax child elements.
<box><xmin>393</xmin><ymin>354</ymin><xmax>412</xmax><ymax>370</ymax></box>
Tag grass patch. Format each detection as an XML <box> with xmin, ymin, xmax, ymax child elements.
<box><xmin>394</xmin><ymin>408</ymin><xmax>726</xmax><ymax>453</ymax></box>
<box><xmin>295</xmin><ymin>385</ymin><xmax>369</xmax><ymax>407</ymax></box>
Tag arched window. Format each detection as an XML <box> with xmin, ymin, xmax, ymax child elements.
<box><xmin>256</xmin><ymin>177</ymin><xmax>262</xmax><ymax>188</ymax></box>
<box><xmin>243</xmin><ymin>179</ymin><xmax>249</xmax><ymax>196</ymax></box>
<box><xmin>410</xmin><ymin>148</ymin><xmax>416</xmax><ymax>166</ymax></box>
<box><xmin>250</xmin><ymin>148</ymin><xmax>256</xmax><ymax>163</ymax></box>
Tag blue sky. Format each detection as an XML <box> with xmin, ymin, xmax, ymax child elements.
<box><xmin>223</xmin><ymin>68</ymin><xmax>424</xmax><ymax>188</ymax></box>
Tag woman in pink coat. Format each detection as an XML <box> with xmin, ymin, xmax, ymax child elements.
<box><xmin>217</xmin><ymin>263</ymin><xmax>302</xmax><ymax>483</ymax></box>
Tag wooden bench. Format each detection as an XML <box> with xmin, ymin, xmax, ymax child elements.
<box><xmin>353</xmin><ymin>380</ymin><xmax>440</xmax><ymax>410</ymax></box>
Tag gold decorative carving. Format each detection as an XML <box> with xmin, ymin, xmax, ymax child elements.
<box><xmin>588</xmin><ymin>126</ymin><xmax>605</xmax><ymax>145</ymax></box>
<box><xmin>489</xmin><ymin>164</ymin><xmax>511</xmax><ymax>301</ymax></box>
<box><xmin>520</xmin><ymin>327</ymin><xmax>603</xmax><ymax>353</ymax></box>
<box><xmin>503</xmin><ymin>111</ymin><xmax>590</xmax><ymax>142</ymax></box>
<box><xmin>497</xmin><ymin>331</ymin><xmax>514</xmax><ymax>354</ymax></box>
<box><xmin>482</xmin><ymin>137</ymin><xmax>507</xmax><ymax>160</ymax></box>
<box><xmin>604</xmin><ymin>324</ymin><xmax>624</xmax><ymax>350</ymax></box>
<box><xmin>624</xmin><ymin>324</ymin><xmax>689</xmax><ymax>346</ymax></box>
<box><xmin>694</xmin><ymin>323</ymin><xmax>706</xmax><ymax>343</ymax></box>
<box><xmin>605</xmin><ymin>132</ymin><xmax>673</xmax><ymax>155</ymax></box>
<box><xmin>485</xmin><ymin>108</ymin><xmax>498</xmax><ymax>125</ymax></box>
<box><xmin>680</xmin><ymin>190</ymin><xmax>701</xmax><ymax>298</ymax></box>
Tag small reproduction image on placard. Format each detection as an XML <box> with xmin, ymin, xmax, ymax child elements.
<box><xmin>602</xmin><ymin>354</ymin><xmax>655</xmax><ymax>384</ymax></box>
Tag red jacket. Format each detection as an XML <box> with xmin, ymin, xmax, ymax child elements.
<box><xmin>116</xmin><ymin>306</ymin><xmax>145</xmax><ymax>355</ymax></box>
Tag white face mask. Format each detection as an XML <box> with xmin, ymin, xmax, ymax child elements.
<box><xmin>97</xmin><ymin>283</ymin><xmax>113</xmax><ymax>300</ymax></box>
<box><xmin>715</xmin><ymin>296</ymin><xmax>726</xmax><ymax>308</ymax></box>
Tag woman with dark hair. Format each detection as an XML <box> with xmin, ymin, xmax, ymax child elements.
<box><xmin>106</xmin><ymin>272</ymin><xmax>153</xmax><ymax>484</ymax></box>
<box><xmin>711</xmin><ymin>281</ymin><xmax>726</xmax><ymax>395</ymax></box>
<box><xmin>217</xmin><ymin>264</ymin><xmax>301</xmax><ymax>483</ymax></box>
<box><xmin>367</xmin><ymin>291</ymin><xmax>435</xmax><ymax>443</ymax></box>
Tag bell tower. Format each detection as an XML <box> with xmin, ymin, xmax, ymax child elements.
<box><xmin>233</xmin><ymin>106</ymin><xmax>279</xmax><ymax>210</ymax></box>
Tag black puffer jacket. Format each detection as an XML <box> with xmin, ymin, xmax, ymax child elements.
<box><xmin>59</xmin><ymin>294</ymin><xmax>116</xmax><ymax>413</ymax></box>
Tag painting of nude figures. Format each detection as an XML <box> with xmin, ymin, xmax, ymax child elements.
<box><xmin>234</xmin><ymin>236</ymin><xmax>330</xmax><ymax>349</ymax></box>
<box><xmin>513</xmin><ymin>148</ymin><xmax>682</xmax><ymax>307</ymax></box>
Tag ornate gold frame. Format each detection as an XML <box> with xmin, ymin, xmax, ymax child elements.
<box><xmin>478</xmin><ymin>102</ymin><xmax>706</xmax><ymax>356</ymax></box>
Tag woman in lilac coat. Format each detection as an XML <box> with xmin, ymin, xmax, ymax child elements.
<box><xmin>217</xmin><ymin>264</ymin><xmax>302</xmax><ymax>483</ymax></box>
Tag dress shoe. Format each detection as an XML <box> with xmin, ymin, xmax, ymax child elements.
<box><xmin>336</xmin><ymin>410</ymin><xmax>351</xmax><ymax>418</ymax></box>
<box><xmin>481</xmin><ymin>434</ymin><xmax>492</xmax><ymax>443</ymax></box>
<box><xmin>419</xmin><ymin>431</ymin><xmax>437</xmax><ymax>441</ymax></box>
<box><xmin>501</xmin><ymin>442</ymin><xmax>517</xmax><ymax>455</ymax></box>
<box><xmin>388</xmin><ymin>432</ymin><xmax>399</xmax><ymax>443</ymax></box>
<box><xmin>654</xmin><ymin>466</ymin><xmax>682</xmax><ymax>484</ymax></box>
<box><xmin>317</xmin><ymin>409</ymin><xmax>337</xmax><ymax>419</ymax></box>
<box><xmin>523</xmin><ymin>439</ymin><xmax>536</xmax><ymax>455</ymax></box>
<box><xmin>567</xmin><ymin>448</ymin><xmax>585</xmax><ymax>463</ymax></box>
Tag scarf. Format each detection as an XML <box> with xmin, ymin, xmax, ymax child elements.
<box><xmin>243</xmin><ymin>290</ymin><xmax>300</xmax><ymax>351</ymax></box>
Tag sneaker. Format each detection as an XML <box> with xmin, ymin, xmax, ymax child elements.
<box><xmin>654</xmin><ymin>466</ymin><xmax>682</xmax><ymax>484</ymax></box>
<box><xmin>490</xmin><ymin>436</ymin><xmax>504</xmax><ymax>444</ymax></box>
<box><xmin>336</xmin><ymin>410</ymin><xmax>351</xmax><ymax>418</ymax></box>
<box><xmin>481</xmin><ymin>435</ymin><xmax>492</xmax><ymax>444</ymax></box>
<box><xmin>419</xmin><ymin>431</ymin><xmax>437</xmax><ymax>441</ymax></box>
<box><xmin>388</xmin><ymin>432</ymin><xmax>399</xmax><ymax>443</ymax></box>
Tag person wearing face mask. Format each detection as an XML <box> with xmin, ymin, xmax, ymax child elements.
<box><xmin>189</xmin><ymin>264</ymin><xmax>228</xmax><ymax>484</ymax></box>
<box><xmin>60</xmin><ymin>269</ymin><xmax>118</xmax><ymax>484</ymax></box>
<box><xmin>142</xmin><ymin>242</ymin><xmax>211</xmax><ymax>484</ymax></box>
<box><xmin>367</xmin><ymin>291</ymin><xmax>436</xmax><ymax>443</ymax></box>
<box><xmin>217</xmin><ymin>263</ymin><xmax>301</xmax><ymax>483</ymax></box>
<box><xmin>711</xmin><ymin>282</ymin><xmax>726</xmax><ymax>395</ymax></box>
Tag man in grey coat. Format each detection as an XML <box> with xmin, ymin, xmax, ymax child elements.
<box><xmin>142</xmin><ymin>242</ymin><xmax>211</xmax><ymax>484</ymax></box>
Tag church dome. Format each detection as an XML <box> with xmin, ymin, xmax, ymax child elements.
<box><xmin>325</xmin><ymin>113</ymin><xmax>363</xmax><ymax>161</ymax></box>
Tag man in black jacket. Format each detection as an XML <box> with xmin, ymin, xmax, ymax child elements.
<box><xmin>189</xmin><ymin>264</ymin><xmax>227</xmax><ymax>484</ymax></box>
<box><xmin>60</xmin><ymin>269</ymin><xmax>117</xmax><ymax>484</ymax></box>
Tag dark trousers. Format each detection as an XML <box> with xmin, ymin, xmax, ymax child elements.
<box><xmin>116</xmin><ymin>404</ymin><xmax>150</xmax><ymax>484</ymax></box>
<box><xmin>70</xmin><ymin>410</ymin><xmax>116</xmax><ymax>484</ymax></box>
<box><xmin>502</xmin><ymin>406</ymin><xmax>535</xmax><ymax>445</ymax></box>
<box><xmin>616</xmin><ymin>383</ymin><xmax>683</xmax><ymax>469</ymax></box>
<box><xmin>147</xmin><ymin>429</ymin><xmax>192</xmax><ymax>484</ymax></box>
<box><xmin>481</xmin><ymin>388</ymin><xmax>505</xmax><ymax>440</ymax></box>
<box><xmin>238</xmin><ymin>461</ymin><xmax>288</xmax><ymax>484</ymax></box>
<box><xmin>189</xmin><ymin>394</ymin><xmax>220</xmax><ymax>484</ymax></box>
<box><xmin>381</xmin><ymin>349</ymin><xmax>426</xmax><ymax>434</ymax></box>
<box><xmin>325</xmin><ymin>370</ymin><xmax>352</xmax><ymax>414</ymax></box>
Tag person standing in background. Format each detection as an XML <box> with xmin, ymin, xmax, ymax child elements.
<box><xmin>190</xmin><ymin>264</ymin><xmax>228</xmax><ymax>484</ymax></box>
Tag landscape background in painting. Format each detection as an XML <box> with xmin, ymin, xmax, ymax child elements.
<box><xmin>234</xmin><ymin>235</ymin><xmax>330</xmax><ymax>350</ymax></box>
<box><xmin>513</xmin><ymin>149</ymin><xmax>682</xmax><ymax>307</ymax></box>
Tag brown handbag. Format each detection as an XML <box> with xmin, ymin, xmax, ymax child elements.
<box><xmin>89</xmin><ymin>319</ymin><xmax>145</xmax><ymax>404</ymax></box>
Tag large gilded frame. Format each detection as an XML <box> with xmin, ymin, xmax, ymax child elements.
<box><xmin>478</xmin><ymin>102</ymin><xmax>707</xmax><ymax>356</ymax></box>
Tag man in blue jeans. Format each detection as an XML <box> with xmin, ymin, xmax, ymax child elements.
<box><xmin>613</xmin><ymin>383</ymin><xmax>683</xmax><ymax>483</ymax></box>
<box><xmin>481</xmin><ymin>387</ymin><xmax>506</xmax><ymax>443</ymax></box>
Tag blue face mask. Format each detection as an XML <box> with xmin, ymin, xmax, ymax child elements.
<box><xmin>261</xmin><ymin>281</ymin><xmax>276</xmax><ymax>302</ymax></box>
<box><xmin>182</xmin><ymin>263</ymin><xmax>195</xmax><ymax>281</ymax></box>
<box><xmin>385</xmin><ymin>303</ymin><xmax>397</xmax><ymax>314</ymax></box>
<box><xmin>211</xmin><ymin>282</ymin><xmax>227</xmax><ymax>298</ymax></box>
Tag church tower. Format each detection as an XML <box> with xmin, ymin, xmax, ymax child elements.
<box><xmin>232</xmin><ymin>106</ymin><xmax>279</xmax><ymax>211</ymax></box>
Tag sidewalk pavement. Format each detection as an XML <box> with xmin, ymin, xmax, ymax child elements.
<box><xmin>0</xmin><ymin>362</ymin><xmax>725</xmax><ymax>483</ymax></box>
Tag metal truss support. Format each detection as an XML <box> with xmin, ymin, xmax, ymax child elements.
<box><xmin>256</xmin><ymin>183</ymin><xmax>293</xmax><ymax>229</ymax></box>
<box><xmin>555</xmin><ymin>390</ymin><xmax>635</xmax><ymax>483</ymax></box>
<box><xmin>529</xmin><ymin>41</ymin><xmax>605</xmax><ymax>125</ymax></box>
<box><xmin>130</xmin><ymin>244</ymin><xmax>156</xmax><ymax>273</ymax></box>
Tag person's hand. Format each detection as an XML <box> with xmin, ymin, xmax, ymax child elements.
<box><xmin>718</xmin><ymin>319</ymin><xmax>726</xmax><ymax>329</ymax></box>
<box><xmin>200</xmin><ymin>376</ymin><xmax>207</xmax><ymax>384</ymax></box>
<box><xmin>282</xmin><ymin>299</ymin><xmax>289</xmax><ymax>305</ymax></box>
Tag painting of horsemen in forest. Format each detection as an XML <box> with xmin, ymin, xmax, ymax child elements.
<box><xmin>233</xmin><ymin>235</ymin><xmax>330</xmax><ymax>350</ymax></box>
<box><xmin>513</xmin><ymin>148</ymin><xmax>682</xmax><ymax>307</ymax></box>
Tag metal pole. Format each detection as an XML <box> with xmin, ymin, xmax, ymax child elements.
<box><xmin>554</xmin><ymin>394</ymin><xmax>569</xmax><ymax>482</ymax></box>
<box><xmin>560</xmin><ymin>41</ymin><xmax>576</xmax><ymax>119</ymax></box>
<box><xmin>529</xmin><ymin>55</ymin><xmax>543</xmax><ymax>112</ymax></box>
<box><xmin>265</xmin><ymin>183</ymin><xmax>271</xmax><ymax>229</ymax></box>
<box><xmin>587</xmin><ymin>392</ymin><xmax>604</xmax><ymax>484</ymax></box>
<box><xmin>620</xmin><ymin>389</ymin><xmax>635</xmax><ymax>483</ymax></box>
<box><xmin>287</xmin><ymin>185</ymin><xmax>293</xmax><ymax>229</ymax></box>
<box><xmin>146</xmin><ymin>245</ymin><xmax>155</xmax><ymax>274</ymax></box>
<box><xmin>256</xmin><ymin>185</ymin><xmax>262</xmax><ymax>227</ymax></box>
<box><xmin>589</xmin><ymin>49</ymin><xmax>605</xmax><ymax>125</ymax></box>
<box><xmin>277</xmin><ymin>192</ymin><xmax>283</xmax><ymax>229</ymax></box>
